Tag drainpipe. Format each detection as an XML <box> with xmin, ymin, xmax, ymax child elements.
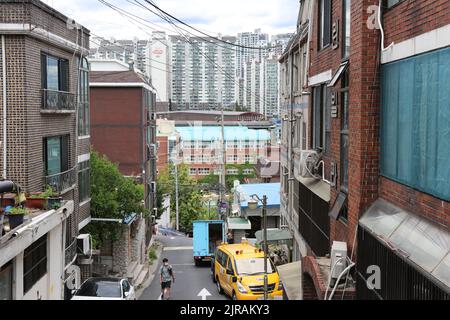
<box><xmin>2</xmin><ymin>35</ymin><xmax>6</xmax><ymax>179</ymax></box>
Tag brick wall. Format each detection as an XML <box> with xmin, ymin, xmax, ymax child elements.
<box><xmin>380</xmin><ymin>177</ymin><xmax>450</xmax><ymax>229</ymax></box>
<box><xmin>90</xmin><ymin>87</ymin><xmax>144</xmax><ymax>177</ymax></box>
<box><xmin>383</xmin><ymin>0</ymin><xmax>450</xmax><ymax>45</ymax></box>
<box><xmin>0</xmin><ymin>1</ymin><xmax>91</xmax><ymax>238</ymax></box>
<box><xmin>0</xmin><ymin>0</ymin><xmax>90</xmax><ymax>48</ymax></box>
<box><xmin>307</xmin><ymin>0</ymin><xmax>382</xmax><ymax>256</ymax></box>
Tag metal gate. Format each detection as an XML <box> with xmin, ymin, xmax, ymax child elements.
<box><xmin>356</xmin><ymin>226</ymin><xmax>450</xmax><ymax>300</ymax></box>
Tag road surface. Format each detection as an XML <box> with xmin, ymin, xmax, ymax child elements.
<box><xmin>139</xmin><ymin>234</ymin><xmax>228</xmax><ymax>300</ymax></box>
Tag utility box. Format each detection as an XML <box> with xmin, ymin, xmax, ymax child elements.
<box><xmin>330</xmin><ymin>241</ymin><xmax>347</xmax><ymax>281</ymax></box>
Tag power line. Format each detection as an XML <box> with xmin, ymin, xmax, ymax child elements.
<box><xmin>89</xmin><ymin>38</ymin><xmax>172</xmax><ymax>74</ymax></box>
<box><xmin>141</xmin><ymin>0</ymin><xmax>282</xmax><ymax>50</ymax></box>
<box><xmin>138</xmin><ymin>1</ymin><xmax>273</xmax><ymax>111</ymax></box>
<box><xmin>97</xmin><ymin>0</ymin><xmax>275</xmax><ymax>113</ymax></box>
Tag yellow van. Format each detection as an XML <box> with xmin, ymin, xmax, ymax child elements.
<box><xmin>211</xmin><ymin>241</ymin><xmax>283</xmax><ymax>300</ymax></box>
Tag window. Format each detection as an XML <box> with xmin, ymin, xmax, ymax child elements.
<box><xmin>227</xmin><ymin>258</ymin><xmax>234</xmax><ymax>275</ymax></box>
<box><xmin>312</xmin><ymin>85</ymin><xmax>330</xmax><ymax>153</ymax></box>
<box><xmin>44</xmin><ymin>135</ymin><xmax>69</xmax><ymax>176</ymax></box>
<box><xmin>198</xmin><ymin>168</ymin><xmax>210</xmax><ymax>175</ymax></box>
<box><xmin>342</xmin><ymin>0</ymin><xmax>351</xmax><ymax>59</ymax></box>
<box><xmin>78</xmin><ymin>57</ymin><xmax>89</xmax><ymax>136</ymax></box>
<box><xmin>340</xmin><ymin>70</ymin><xmax>349</xmax><ymax>192</ymax></box>
<box><xmin>227</xmin><ymin>168</ymin><xmax>239</xmax><ymax>175</ymax></box>
<box><xmin>189</xmin><ymin>168</ymin><xmax>197</xmax><ymax>175</ymax></box>
<box><xmin>384</xmin><ymin>0</ymin><xmax>405</xmax><ymax>8</ymax></box>
<box><xmin>227</xmin><ymin>155</ymin><xmax>238</xmax><ymax>163</ymax></box>
<box><xmin>78</xmin><ymin>160</ymin><xmax>90</xmax><ymax>203</ymax></box>
<box><xmin>319</xmin><ymin>0</ymin><xmax>332</xmax><ymax>49</ymax></box>
<box><xmin>41</xmin><ymin>53</ymin><xmax>69</xmax><ymax>92</ymax></box>
<box><xmin>243</xmin><ymin>169</ymin><xmax>253</xmax><ymax>175</ymax></box>
<box><xmin>381</xmin><ymin>47</ymin><xmax>450</xmax><ymax>202</ymax></box>
<box><xmin>23</xmin><ymin>235</ymin><xmax>47</xmax><ymax>294</ymax></box>
<box><xmin>0</xmin><ymin>261</ymin><xmax>12</xmax><ymax>300</ymax></box>
<box><xmin>244</xmin><ymin>155</ymin><xmax>252</xmax><ymax>163</ymax></box>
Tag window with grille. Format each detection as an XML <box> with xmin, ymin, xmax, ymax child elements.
<box><xmin>23</xmin><ymin>235</ymin><xmax>47</xmax><ymax>294</ymax></box>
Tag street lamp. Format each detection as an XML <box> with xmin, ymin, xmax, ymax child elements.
<box><xmin>248</xmin><ymin>194</ymin><xmax>269</xmax><ymax>300</ymax></box>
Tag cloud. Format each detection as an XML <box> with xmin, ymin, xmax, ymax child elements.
<box><xmin>48</xmin><ymin>0</ymin><xmax>298</xmax><ymax>39</ymax></box>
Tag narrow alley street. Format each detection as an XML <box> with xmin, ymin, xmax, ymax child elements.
<box><xmin>139</xmin><ymin>235</ymin><xmax>228</xmax><ymax>300</ymax></box>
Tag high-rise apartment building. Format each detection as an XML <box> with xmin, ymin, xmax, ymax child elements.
<box><xmin>148</xmin><ymin>31</ymin><xmax>170</xmax><ymax>103</ymax></box>
<box><xmin>169</xmin><ymin>35</ymin><xmax>237</xmax><ymax>110</ymax></box>
<box><xmin>89</xmin><ymin>37</ymin><xmax>150</xmax><ymax>76</ymax></box>
<box><xmin>236</xmin><ymin>29</ymin><xmax>269</xmax><ymax>78</ymax></box>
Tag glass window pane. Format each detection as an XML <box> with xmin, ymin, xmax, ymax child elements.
<box><xmin>46</xmin><ymin>137</ymin><xmax>61</xmax><ymax>175</ymax></box>
<box><xmin>46</xmin><ymin>56</ymin><xmax>59</xmax><ymax>91</ymax></box>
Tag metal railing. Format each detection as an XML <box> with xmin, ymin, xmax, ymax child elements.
<box><xmin>65</xmin><ymin>239</ymin><xmax>77</xmax><ymax>267</ymax></box>
<box><xmin>44</xmin><ymin>166</ymin><xmax>77</xmax><ymax>194</ymax></box>
<box><xmin>42</xmin><ymin>89</ymin><xmax>75</xmax><ymax>111</ymax></box>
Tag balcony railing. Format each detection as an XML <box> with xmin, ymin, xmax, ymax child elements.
<box><xmin>44</xmin><ymin>166</ymin><xmax>77</xmax><ymax>194</ymax></box>
<box><xmin>42</xmin><ymin>89</ymin><xmax>75</xmax><ymax>111</ymax></box>
<box><xmin>65</xmin><ymin>239</ymin><xmax>77</xmax><ymax>266</ymax></box>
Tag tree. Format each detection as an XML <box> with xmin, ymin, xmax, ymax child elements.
<box><xmin>157</xmin><ymin>163</ymin><xmax>206</xmax><ymax>232</ymax></box>
<box><xmin>85</xmin><ymin>149</ymin><xmax>147</xmax><ymax>248</ymax></box>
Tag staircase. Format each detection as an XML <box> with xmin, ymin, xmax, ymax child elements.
<box><xmin>127</xmin><ymin>260</ymin><xmax>149</xmax><ymax>288</ymax></box>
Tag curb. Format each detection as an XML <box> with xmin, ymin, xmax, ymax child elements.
<box><xmin>135</xmin><ymin>240</ymin><xmax>163</xmax><ymax>299</ymax></box>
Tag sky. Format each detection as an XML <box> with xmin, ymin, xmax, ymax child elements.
<box><xmin>45</xmin><ymin>0</ymin><xmax>299</xmax><ymax>40</ymax></box>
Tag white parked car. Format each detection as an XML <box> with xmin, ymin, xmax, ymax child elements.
<box><xmin>71</xmin><ymin>277</ymin><xmax>136</xmax><ymax>300</ymax></box>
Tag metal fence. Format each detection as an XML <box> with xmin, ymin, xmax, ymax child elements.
<box><xmin>42</xmin><ymin>89</ymin><xmax>75</xmax><ymax>111</ymax></box>
<box><xmin>356</xmin><ymin>226</ymin><xmax>450</xmax><ymax>300</ymax></box>
<box><xmin>297</xmin><ymin>181</ymin><xmax>330</xmax><ymax>256</ymax></box>
<box><xmin>44</xmin><ymin>166</ymin><xmax>77</xmax><ymax>194</ymax></box>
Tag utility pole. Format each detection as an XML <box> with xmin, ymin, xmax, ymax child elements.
<box><xmin>219</xmin><ymin>105</ymin><xmax>226</xmax><ymax>213</ymax></box>
<box><xmin>262</xmin><ymin>195</ymin><xmax>268</xmax><ymax>300</ymax></box>
<box><xmin>287</xmin><ymin>41</ymin><xmax>295</xmax><ymax>227</ymax></box>
<box><xmin>174</xmin><ymin>162</ymin><xmax>179</xmax><ymax>231</ymax></box>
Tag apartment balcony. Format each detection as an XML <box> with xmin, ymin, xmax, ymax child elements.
<box><xmin>44</xmin><ymin>166</ymin><xmax>77</xmax><ymax>194</ymax></box>
<box><xmin>41</xmin><ymin>89</ymin><xmax>76</xmax><ymax>113</ymax></box>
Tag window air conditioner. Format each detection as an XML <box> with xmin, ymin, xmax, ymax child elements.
<box><xmin>76</xmin><ymin>234</ymin><xmax>91</xmax><ymax>255</ymax></box>
<box><xmin>299</xmin><ymin>150</ymin><xmax>320</xmax><ymax>178</ymax></box>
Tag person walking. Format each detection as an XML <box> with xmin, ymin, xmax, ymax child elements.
<box><xmin>160</xmin><ymin>258</ymin><xmax>175</xmax><ymax>300</ymax></box>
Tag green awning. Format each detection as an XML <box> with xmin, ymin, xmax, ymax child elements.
<box><xmin>227</xmin><ymin>217</ymin><xmax>251</xmax><ymax>230</ymax></box>
<box><xmin>255</xmin><ymin>228</ymin><xmax>293</xmax><ymax>242</ymax></box>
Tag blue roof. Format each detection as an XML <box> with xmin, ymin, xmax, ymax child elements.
<box><xmin>237</xmin><ymin>183</ymin><xmax>280</xmax><ymax>208</ymax></box>
<box><xmin>176</xmin><ymin>126</ymin><xmax>271</xmax><ymax>142</ymax></box>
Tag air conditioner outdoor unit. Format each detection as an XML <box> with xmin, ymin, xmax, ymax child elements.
<box><xmin>76</xmin><ymin>234</ymin><xmax>91</xmax><ymax>255</ymax></box>
<box><xmin>299</xmin><ymin>150</ymin><xmax>320</xmax><ymax>178</ymax></box>
<box><xmin>330</xmin><ymin>241</ymin><xmax>348</xmax><ymax>283</ymax></box>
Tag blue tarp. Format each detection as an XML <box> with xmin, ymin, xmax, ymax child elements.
<box><xmin>381</xmin><ymin>46</ymin><xmax>450</xmax><ymax>202</ymax></box>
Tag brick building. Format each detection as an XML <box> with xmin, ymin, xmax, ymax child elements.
<box><xmin>280</xmin><ymin>0</ymin><xmax>449</xmax><ymax>299</ymax></box>
<box><xmin>0</xmin><ymin>0</ymin><xmax>91</xmax><ymax>299</ymax></box>
<box><xmin>89</xmin><ymin>64</ymin><xmax>158</xmax><ymax>239</ymax></box>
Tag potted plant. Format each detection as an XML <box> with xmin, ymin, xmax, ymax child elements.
<box><xmin>25</xmin><ymin>193</ymin><xmax>47</xmax><ymax>209</ymax></box>
<box><xmin>7</xmin><ymin>207</ymin><xmax>28</xmax><ymax>230</ymax></box>
<box><xmin>42</xmin><ymin>186</ymin><xmax>62</xmax><ymax>210</ymax></box>
<box><xmin>25</xmin><ymin>186</ymin><xmax>62</xmax><ymax>210</ymax></box>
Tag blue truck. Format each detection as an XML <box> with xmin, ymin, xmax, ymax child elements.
<box><xmin>193</xmin><ymin>220</ymin><xmax>226</xmax><ymax>266</ymax></box>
